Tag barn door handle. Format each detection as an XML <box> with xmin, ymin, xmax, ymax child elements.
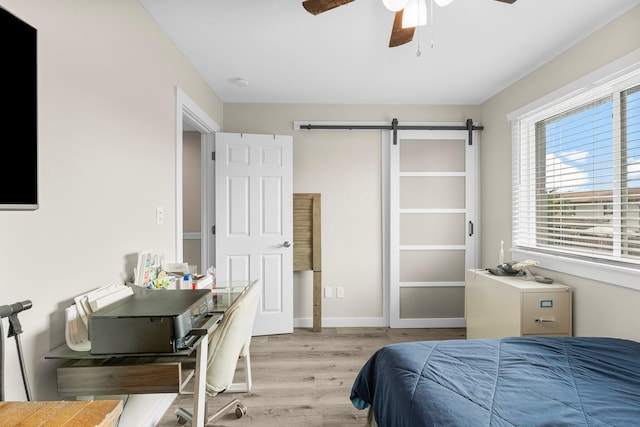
<box><xmin>468</xmin><ymin>221</ymin><xmax>474</xmax><ymax>237</ymax></box>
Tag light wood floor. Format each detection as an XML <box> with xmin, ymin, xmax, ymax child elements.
<box><xmin>156</xmin><ymin>327</ymin><xmax>466</xmax><ymax>427</ymax></box>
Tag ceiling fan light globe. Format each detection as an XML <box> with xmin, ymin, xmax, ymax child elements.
<box><xmin>382</xmin><ymin>0</ymin><xmax>408</xmax><ymax>12</ymax></box>
<box><xmin>402</xmin><ymin>0</ymin><xmax>427</xmax><ymax>28</ymax></box>
<box><xmin>235</xmin><ymin>78</ymin><xmax>249</xmax><ymax>87</ymax></box>
<box><xmin>434</xmin><ymin>0</ymin><xmax>454</xmax><ymax>6</ymax></box>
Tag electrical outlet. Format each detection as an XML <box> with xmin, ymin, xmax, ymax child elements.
<box><xmin>336</xmin><ymin>286</ymin><xmax>345</xmax><ymax>298</ymax></box>
<box><xmin>324</xmin><ymin>287</ymin><xmax>333</xmax><ymax>298</ymax></box>
<box><xmin>156</xmin><ymin>206</ymin><xmax>164</xmax><ymax>225</ymax></box>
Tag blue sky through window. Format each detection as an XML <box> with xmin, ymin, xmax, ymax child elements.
<box><xmin>543</xmin><ymin>88</ymin><xmax>640</xmax><ymax>193</ymax></box>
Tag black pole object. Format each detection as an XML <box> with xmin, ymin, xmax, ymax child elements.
<box><xmin>8</xmin><ymin>314</ymin><xmax>32</xmax><ymax>401</ymax></box>
<box><xmin>0</xmin><ymin>300</ymin><xmax>33</xmax><ymax>402</ymax></box>
<box><xmin>1</xmin><ymin>320</ymin><xmax>4</xmax><ymax>401</ymax></box>
<box><xmin>0</xmin><ymin>301</ymin><xmax>32</xmax><ymax>319</ymax></box>
<box><xmin>298</xmin><ymin>119</ymin><xmax>484</xmax><ymax>145</ymax></box>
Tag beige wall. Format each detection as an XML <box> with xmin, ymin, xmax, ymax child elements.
<box><xmin>480</xmin><ymin>5</ymin><xmax>640</xmax><ymax>341</ymax></box>
<box><xmin>0</xmin><ymin>0</ymin><xmax>222</xmax><ymax>400</ymax></box>
<box><xmin>223</xmin><ymin>104</ymin><xmax>480</xmax><ymax>320</ymax></box>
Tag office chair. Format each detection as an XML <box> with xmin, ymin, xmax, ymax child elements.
<box><xmin>175</xmin><ymin>281</ymin><xmax>260</xmax><ymax>425</ymax></box>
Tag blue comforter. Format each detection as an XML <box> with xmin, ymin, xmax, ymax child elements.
<box><xmin>350</xmin><ymin>337</ymin><xmax>640</xmax><ymax>427</ymax></box>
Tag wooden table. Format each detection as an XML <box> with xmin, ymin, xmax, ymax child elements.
<box><xmin>0</xmin><ymin>400</ymin><xmax>123</xmax><ymax>427</ymax></box>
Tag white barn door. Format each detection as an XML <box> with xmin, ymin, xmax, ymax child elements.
<box><xmin>215</xmin><ymin>132</ymin><xmax>293</xmax><ymax>336</ymax></box>
<box><xmin>389</xmin><ymin>129</ymin><xmax>477</xmax><ymax>328</ymax></box>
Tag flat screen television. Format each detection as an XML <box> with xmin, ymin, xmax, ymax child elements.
<box><xmin>0</xmin><ymin>7</ymin><xmax>38</xmax><ymax>210</ymax></box>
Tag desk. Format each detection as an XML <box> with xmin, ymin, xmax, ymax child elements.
<box><xmin>45</xmin><ymin>282</ymin><xmax>250</xmax><ymax>427</ymax></box>
<box><xmin>0</xmin><ymin>400</ymin><xmax>123</xmax><ymax>427</ymax></box>
<box><xmin>210</xmin><ymin>283</ymin><xmax>251</xmax><ymax>312</ymax></box>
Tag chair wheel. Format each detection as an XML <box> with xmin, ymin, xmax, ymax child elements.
<box><xmin>174</xmin><ymin>408</ymin><xmax>191</xmax><ymax>426</ymax></box>
<box><xmin>235</xmin><ymin>403</ymin><xmax>247</xmax><ymax>418</ymax></box>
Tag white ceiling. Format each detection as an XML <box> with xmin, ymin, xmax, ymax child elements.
<box><xmin>138</xmin><ymin>0</ymin><xmax>640</xmax><ymax>105</ymax></box>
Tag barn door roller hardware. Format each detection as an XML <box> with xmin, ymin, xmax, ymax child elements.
<box><xmin>297</xmin><ymin>118</ymin><xmax>483</xmax><ymax>145</ymax></box>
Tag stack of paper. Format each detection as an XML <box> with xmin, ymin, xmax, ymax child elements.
<box><xmin>65</xmin><ymin>284</ymin><xmax>134</xmax><ymax>351</ymax></box>
<box><xmin>64</xmin><ymin>305</ymin><xmax>90</xmax><ymax>351</ymax></box>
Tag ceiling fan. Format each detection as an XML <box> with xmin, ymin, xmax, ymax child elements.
<box><xmin>302</xmin><ymin>0</ymin><xmax>517</xmax><ymax>48</ymax></box>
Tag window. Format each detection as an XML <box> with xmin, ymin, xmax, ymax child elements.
<box><xmin>512</xmin><ymin>60</ymin><xmax>640</xmax><ymax>288</ymax></box>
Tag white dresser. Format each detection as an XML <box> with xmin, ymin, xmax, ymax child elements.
<box><xmin>465</xmin><ymin>269</ymin><xmax>572</xmax><ymax>339</ymax></box>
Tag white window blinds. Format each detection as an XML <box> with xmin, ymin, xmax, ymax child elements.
<box><xmin>512</xmin><ymin>65</ymin><xmax>640</xmax><ymax>268</ymax></box>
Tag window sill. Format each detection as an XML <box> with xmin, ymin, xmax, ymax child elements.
<box><xmin>511</xmin><ymin>248</ymin><xmax>640</xmax><ymax>292</ymax></box>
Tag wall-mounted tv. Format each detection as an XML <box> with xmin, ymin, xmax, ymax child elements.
<box><xmin>0</xmin><ymin>7</ymin><xmax>38</xmax><ymax>210</ymax></box>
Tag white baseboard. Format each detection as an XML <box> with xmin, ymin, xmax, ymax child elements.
<box><xmin>390</xmin><ymin>317</ymin><xmax>466</xmax><ymax>328</ymax></box>
<box><xmin>294</xmin><ymin>317</ymin><xmax>388</xmax><ymax>328</ymax></box>
<box><xmin>293</xmin><ymin>317</ymin><xmax>467</xmax><ymax>328</ymax></box>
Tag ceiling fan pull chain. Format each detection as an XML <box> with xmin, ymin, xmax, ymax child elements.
<box><xmin>415</xmin><ymin>0</ymin><xmax>428</xmax><ymax>57</ymax></box>
<box><xmin>430</xmin><ymin>0</ymin><xmax>436</xmax><ymax>49</ymax></box>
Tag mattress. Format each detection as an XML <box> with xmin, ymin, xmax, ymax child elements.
<box><xmin>350</xmin><ymin>336</ymin><xmax>640</xmax><ymax>427</ymax></box>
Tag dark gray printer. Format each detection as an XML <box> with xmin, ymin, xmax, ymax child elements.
<box><xmin>88</xmin><ymin>287</ymin><xmax>215</xmax><ymax>354</ymax></box>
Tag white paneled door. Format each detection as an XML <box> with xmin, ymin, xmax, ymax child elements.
<box><xmin>215</xmin><ymin>133</ymin><xmax>293</xmax><ymax>336</ymax></box>
<box><xmin>389</xmin><ymin>129</ymin><xmax>478</xmax><ymax>328</ymax></box>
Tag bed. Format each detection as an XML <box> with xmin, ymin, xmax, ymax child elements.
<box><xmin>350</xmin><ymin>336</ymin><xmax>640</xmax><ymax>427</ymax></box>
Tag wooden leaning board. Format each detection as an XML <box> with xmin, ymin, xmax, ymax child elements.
<box><xmin>293</xmin><ymin>193</ymin><xmax>322</xmax><ymax>331</ymax></box>
<box><xmin>0</xmin><ymin>400</ymin><xmax>123</xmax><ymax>427</ymax></box>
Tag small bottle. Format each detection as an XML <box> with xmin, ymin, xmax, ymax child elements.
<box><xmin>182</xmin><ymin>274</ymin><xmax>192</xmax><ymax>290</ymax></box>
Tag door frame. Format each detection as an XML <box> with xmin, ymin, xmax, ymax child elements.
<box><xmin>175</xmin><ymin>87</ymin><xmax>219</xmax><ymax>265</ymax></box>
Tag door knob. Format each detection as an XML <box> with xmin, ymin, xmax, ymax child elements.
<box><xmin>280</xmin><ymin>241</ymin><xmax>292</xmax><ymax>248</ymax></box>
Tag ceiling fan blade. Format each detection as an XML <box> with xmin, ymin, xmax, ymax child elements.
<box><xmin>389</xmin><ymin>10</ymin><xmax>415</xmax><ymax>48</ymax></box>
<box><xmin>302</xmin><ymin>0</ymin><xmax>355</xmax><ymax>15</ymax></box>
<box><xmin>494</xmin><ymin>0</ymin><xmax>517</xmax><ymax>3</ymax></box>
